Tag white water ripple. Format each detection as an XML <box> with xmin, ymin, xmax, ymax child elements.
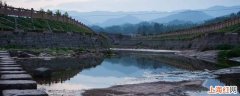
<box><xmin>117</xmin><ymin>70</ymin><xmax>218</xmax><ymax>85</ymax></box>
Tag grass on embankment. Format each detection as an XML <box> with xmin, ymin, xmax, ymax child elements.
<box><xmin>217</xmin><ymin>24</ymin><xmax>240</xmax><ymax>33</ymax></box>
<box><xmin>0</xmin><ymin>15</ymin><xmax>92</xmax><ymax>34</ymax></box>
<box><xmin>218</xmin><ymin>48</ymin><xmax>240</xmax><ymax>60</ymax></box>
<box><xmin>147</xmin><ymin>23</ymin><xmax>240</xmax><ymax>41</ymax></box>
<box><xmin>216</xmin><ymin>45</ymin><xmax>240</xmax><ymax>68</ymax></box>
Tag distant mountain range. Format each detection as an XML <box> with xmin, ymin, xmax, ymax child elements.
<box><xmin>68</xmin><ymin>5</ymin><xmax>240</xmax><ymax>27</ymax></box>
<box><xmin>97</xmin><ymin>15</ymin><xmax>142</xmax><ymax>27</ymax></box>
<box><xmin>152</xmin><ymin>11</ymin><xmax>213</xmax><ymax>24</ymax></box>
<box><xmin>68</xmin><ymin>11</ymin><xmax>172</xmax><ymax>26</ymax></box>
<box><xmin>203</xmin><ymin>5</ymin><xmax>240</xmax><ymax>17</ymax></box>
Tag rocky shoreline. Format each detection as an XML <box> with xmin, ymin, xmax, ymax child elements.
<box><xmin>6</xmin><ymin>49</ymin><xmax>240</xmax><ymax>96</ymax></box>
<box><xmin>175</xmin><ymin>50</ymin><xmax>219</xmax><ymax>63</ymax></box>
<box><xmin>82</xmin><ymin>49</ymin><xmax>240</xmax><ymax>96</ymax></box>
<box><xmin>8</xmin><ymin>49</ymin><xmax>105</xmax><ymax>59</ymax></box>
<box><xmin>82</xmin><ymin>80</ymin><xmax>206</xmax><ymax>96</ymax></box>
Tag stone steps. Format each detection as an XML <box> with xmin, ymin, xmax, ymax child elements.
<box><xmin>0</xmin><ymin>80</ymin><xmax>37</xmax><ymax>90</ymax></box>
<box><xmin>0</xmin><ymin>51</ymin><xmax>48</xmax><ymax>96</ymax></box>
<box><xmin>0</xmin><ymin>63</ymin><xmax>17</xmax><ymax>65</ymax></box>
<box><xmin>0</xmin><ymin>67</ymin><xmax>23</xmax><ymax>71</ymax></box>
<box><xmin>3</xmin><ymin>90</ymin><xmax>48</xmax><ymax>96</ymax></box>
<box><xmin>1</xmin><ymin>74</ymin><xmax>32</xmax><ymax>80</ymax></box>
<box><xmin>0</xmin><ymin>71</ymin><xmax>27</xmax><ymax>74</ymax></box>
<box><xmin>0</xmin><ymin>65</ymin><xmax>21</xmax><ymax>67</ymax></box>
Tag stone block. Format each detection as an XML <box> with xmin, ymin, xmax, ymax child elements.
<box><xmin>0</xmin><ymin>80</ymin><xmax>37</xmax><ymax>90</ymax></box>
<box><xmin>2</xmin><ymin>90</ymin><xmax>48</xmax><ymax>96</ymax></box>
<box><xmin>0</xmin><ymin>67</ymin><xmax>23</xmax><ymax>71</ymax></box>
<box><xmin>1</xmin><ymin>74</ymin><xmax>32</xmax><ymax>80</ymax></box>
<box><xmin>0</xmin><ymin>63</ymin><xmax>17</xmax><ymax>65</ymax></box>
<box><xmin>0</xmin><ymin>71</ymin><xmax>26</xmax><ymax>74</ymax></box>
<box><xmin>0</xmin><ymin>65</ymin><xmax>21</xmax><ymax>67</ymax></box>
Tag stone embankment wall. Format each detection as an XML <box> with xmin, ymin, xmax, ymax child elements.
<box><xmin>116</xmin><ymin>32</ymin><xmax>240</xmax><ymax>50</ymax></box>
<box><xmin>0</xmin><ymin>31</ymin><xmax>106</xmax><ymax>48</ymax></box>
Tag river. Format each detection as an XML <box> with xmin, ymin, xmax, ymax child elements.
<box><xmin>16</xmin><ymin>51</ymin><xmax>240</xmax><ymax>96</ymax></box>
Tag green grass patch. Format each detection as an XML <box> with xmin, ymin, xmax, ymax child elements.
<box><xmin>218</xmin><ymin>48</ymin><xmax>240</xmax><ymax>60</ymax></box>
<box><xmin>216</xmin><ymin>44</ymin><xmax>234</xmax><ymax>50</ymax></box>
<box><xmin>0</xmin><ymin>15</ymin><xmax>92</xmax><ymax>34</ymax></box>
<box><xmin>216</xmin><ymin>47</ymin><xmax>240</xmax><ymax>68</ymax></box>
<box><xmin>217</xmin><ymin>24</ymin><xmax>240</xmax><ymax>33</ymax></box>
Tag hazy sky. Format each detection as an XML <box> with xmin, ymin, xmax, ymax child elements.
<box><xmin>3</xmin><ymin>0</ymin><xmax>240</xmax><ymax>12</ymax></box>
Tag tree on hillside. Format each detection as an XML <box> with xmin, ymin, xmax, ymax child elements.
<box><xmin>230</xmin><ymin>13</ymin><xmax>236</xmax><ymax>18</ymax></box>
<box><xmin>153</xmin><ymin>23</ymin><xmax>164</xmax><ymax>33</ymax></box>
<box><xmin>0</xmin><ymin>0</ymin><xmax>6</xmax><ymax>6</ymax></box>
<box><xmin>237</xmin><ymin>11</ymin><xmax>240</xmax><ymax>16</ymax></box>
<box><xmin>0</xmin><ymin>0</ymin><xmax>2</xmax><ymax>6</ymax></box>
<box><xmin>137</xmin><ymin>25</ymin><xmax>148</xmax><ymax>36</ymax></box>
<box><xmin>64</xmin><ymin>12</ymin><xmax>69</xmax><ymax>17</ymax></box>
<box><xmin>55</xmin><ymin>10</ymin><xmax>61</xmax><ymax>16</ymax></box>
<box><xmin>3</xmin><ymin>1</ymin><xmax>7</xmax><ymax>6</ymax></box>
<box><xmin>47</xmin><ymin>9</ymin><xmax>53</xmax><ymax>15</ymax></box>
<box><xmin>40</xmin><ymin>8</ymin><xmax>44</xmax><ymax>13</ymax></box>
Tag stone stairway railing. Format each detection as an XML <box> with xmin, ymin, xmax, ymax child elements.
<box><xmin>0</xmin><ymin>51</ymin><xmax>48</xmax><ymax>96</ymax></box>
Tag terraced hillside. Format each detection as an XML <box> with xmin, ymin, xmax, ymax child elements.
<box><xmin>0</xmin><ymin>15</ymin><xmax>92</xmax><ymax>34</ymax></box>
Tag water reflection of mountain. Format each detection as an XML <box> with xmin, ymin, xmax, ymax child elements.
<box><xmin>17</xmin><ymin>57</ymin><xmax>104</xmax><ymax>85</ymax></box>
<box><xmin>81</xmin><ymin>56</ymin><xmax>180</xmax><ymax>78</ymax></box>
<box><xmin>93</xmin><ymin>53</ymin><xmax>217</xmax><ymax>77</ymax></box>
<box><xmin>120</xmin><ymin>53</ymin><xmax>218</xmax><ymax>71</ymax></box>
<box><xmin>104</xmin><ymin>56</ymin><xmax>179</xmax><ymax>72</ymax></box>
<box><xmin>105</xmin><ymin>56</ymin><xmax>162</xmax><ymax>69</ymax></box>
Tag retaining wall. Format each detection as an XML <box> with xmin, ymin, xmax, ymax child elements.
<box><xmin>0</xmin><ymin>31</ymin><xmax>105</xmax><ymax>48</ymax></box>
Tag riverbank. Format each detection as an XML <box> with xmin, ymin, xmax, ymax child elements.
<box><xmin>111</xmin><ymin>48</ymin><xmax>219</xmax><ymax>63</ymax></box>
<box><xmin>175</xmin><ymin>50</ymin><xmax>219</xmax><ymax>63</ymax></box>
<box><xmin>2</xmin><ymin>48</ymin><xmax>105</xmax><ymax>59</ymax></box>
<box><xmin>83</xmin><ymin>80</ymin><xmax>206</xmax><ymax>96</ymax></box>
<box><xmin>3</xmin><ymin>49</ymin><xmax>240</xmax><ymax>96</ymax></box>
<box><xmin>82</xmin><ymin>49</ymin><xmax>240</xmax><ymax>96</ymax></box>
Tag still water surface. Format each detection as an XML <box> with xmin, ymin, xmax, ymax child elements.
<box><xmin>18</xmin><ymin>53</ymin><xmax>240</xmax><ymax>96</ymax></box>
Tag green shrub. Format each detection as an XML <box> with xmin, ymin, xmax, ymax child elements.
<box><xmin>218</xmin><ymin>48</ymin><xmax>240</xmax><ymax>60</ymax></box>
<box><xmin>216</xmin><ymin>44</ymin><xmax>234</xmax><ymax>50</ymax></box>
<box><xmin>76</xmin><ymin>48</ymin><xmax>85</xmax><ymax>53</ymax></box>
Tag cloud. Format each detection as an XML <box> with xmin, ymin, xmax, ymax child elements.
<box><xmin>5</xmin><ymin>0</ymin><xmax>89</xmax><ymax>10</ymax></box>
<box><xmin>48</xmin><ymin>0</ymin><xmax>240</xmax><ymax>12</ymax></box>
<box><xmin>4</xmin><ymin>0</ymin><xmax>240</xmax><ymax>12</ymax></box>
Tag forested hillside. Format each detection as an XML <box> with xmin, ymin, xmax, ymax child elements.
<box><xmin>91</xmin><ymin>11</ymin><xmax>240</xmax><ymax>35</ymax></box>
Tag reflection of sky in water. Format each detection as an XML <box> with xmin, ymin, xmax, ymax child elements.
<box><xmin>38</xmin><ymin>56</ymin><xmax>182</xmax><ymax>90</ymax></box>
<box><xmin>37</xmin><ymin>56</ymin><xmax>239</xmax><ymax>96</ymax></box>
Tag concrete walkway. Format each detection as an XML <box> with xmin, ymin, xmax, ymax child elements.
<box><xmin>0</xmin><ymin>51</ymin><xmax>48</xmax><ymax>96</ymax></box>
